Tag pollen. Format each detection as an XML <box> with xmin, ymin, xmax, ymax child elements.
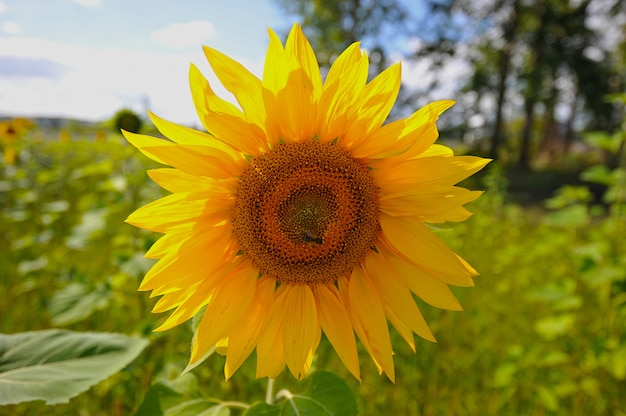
<box><xmin>232</xmin><ymin>141</ymin><xmax>379</xmax><ymax>284</ymax></box>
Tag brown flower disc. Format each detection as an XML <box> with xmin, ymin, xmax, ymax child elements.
<box><xmin>232</xmin><ymin>141</ymin><xmax>379</xmax><ymax>284</ymax></box>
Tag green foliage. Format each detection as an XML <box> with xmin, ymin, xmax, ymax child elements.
<box><xmin>49</xmin><ymin>282</ymin><xmax>112</xmax><ymax>326</ymax></box>
<box><xmin>244</xmin><ymin>372</ymin><xmax>357</xmax><ymax>416</ymax></box>
<box><xmin>135</xmin><ymin>370</ymin><xmax>233</xmax><ymax>416</ymax></box>
<box><xmin>2</xmin><ymin>126</ymin><xmax>626</xmax><ymax>415</ymax></box>
<box><xmin>0</xmin><ymin>330</ymin><xmax>148</xmax><ymax>405</ymax></box>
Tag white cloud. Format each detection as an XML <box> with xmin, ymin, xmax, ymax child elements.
<box><xmin>2</xmin><ymin>21</ymin><xmax>21</xmax><ymax>34</ymax></box>
<box><xmin>0</xmin><ymin>36</ymin><xmax>263</xmax><ymax>124</ymax></box>
<box><xmin>151</xmin><ymin>21</ymin><xmax>216</xmax><ymax>50</ymax></box>
<box><xmin>0</xmin><ymin>1</ymin><xmax>6</xmax><ymax>14</ymax></box>
<box><xmin>73</xmin><ymin>0</ymin><xmax>102</xmax><ymax>8</ymax></box>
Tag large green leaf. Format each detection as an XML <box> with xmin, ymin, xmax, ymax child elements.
<box><xmin>0</xmin><ymin>329</ymin><xmax>149</xmax><ymax>405</ymax></box>
<box><xmin>244</xmin><ymin>371</ymin><xmax>357</xmax><ymax>416</ymax></box>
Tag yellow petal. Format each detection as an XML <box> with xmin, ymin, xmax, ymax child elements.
<box><xmin>215</xmin><ymin>337</ymin><xmax>228</xmax><ymax>356</ymax></box>
<box><xmin>256</xmin><ymin>285</ymin><xmax>288</xmax><ymax>379</ymax></box>
<box><xmin>263</xmin><ymin>68</ymin><xmax>317</xmax><ymax>143</ymax></box>
<box><xmin>147</xmin><ymin>168</ymin><xmax>235</xmax><ymax>195</ymax></box>
<box><xmin>344</xmin><ymin>63</ymin><xmax>401</xmax><ymax>149</ymax></box>
<box><xmin>122</xmin><ymin>130</ymin><xmax>172</xmax><ymax>165</ymax></box>
<box><xmin>314</xmin><ymin>283</ymin><xmax>361</xmax><ymax>380</ymax></box>
<box><xmin>373</xmin><ymin>155</ymin><xmax>490</xmax><ymax>194</ymax></box>
<box><xmin>190</xmin><ymin>62</ymin><xmax>242</xmax><ymax>120</ymax></box>
<box><xmin>126</xmin><ymin>192</ymin><xmax>230</xmax><ymax>233</ymax></box>
<box><xmin>385</xmin><ymin>251</ymin><xmax>464</xmax><ymax>311</ymax></box>
<box><xmin>202</xmin><ymin>47</ymin><xmax>266</xmax><ymax>126</ymax></box>
<box><xmin>189</xmin><ymin>63</ymin><xmax>268</xmax><ymax>156</ymax></box>
<box><xmin>224</xmin><ymin>277</ymin><xmax>275</xmax><ymax>380</ymax></box>
<box><xmin>380</xmin><ymin>187</ymin><xmax>483</xmax><ymax>220</ymax></box>
<box><xmin>263</xmin><ymin>28</ymin><xmax>292</xmax><ymax>94</ymax></box>
<box><xmin>380</xmin><ymin>213</ymin><xmax>472</xmax><ymax>278</ymax></box>
<box><xmin>144</xmin><ymin>230</ymin><xmax>190</xmax><ymax>259</ymax></box>
<box><xmin>155</xmin><ymin>280</ymin><xmax>214</xmax><ymax>331</ymax></box>
<box><xmin>139</xmin><ymin>144</ymin><xmax>244</xmax><ymax>180</ymax></box>
<box><xmin>190</xmin><ymin>264</ymin><xmax>258</xmax><ymax>364</ymax></box>
<box><xmin>342</xmin><ymin>269</ymin><xmax>395</xmax><ymax>382</ymax></box>
<box><xmin>324</xmin><ymin>42</ymin><xmax>367</xmax><ymax>95</ymax></box>
<box><xmin>139</xmin><ymin>224</ymin><xmax>235</xmax><ymax>293</ymax></box>
<box><xmin>318</xmin><ymin>42</ymin><xmax>368</xmax><ymax>143</ymax></box>
<box><xmin>150</xmin><ymin>112</ymin><xmax>227</xmax><ymax>150</ymax></box>
<box><xmin>282</xmin><ymin>284</ymin><xmax>321</xmax><ymax>380</ymax></box>
<box><xmin>285</xmin><ymin>23</ymin><xmax>322</xmax><ymax>99</ymax></box>
<box><xmin>262</xmin><ymin>25</ymin><xmax>319</xmax><ymax>144</ymax></box>
<box><xmin>352</xmin><ymin>100</ymin><xmax>455</xmax><ymax>160</ymax></box>
<box><xmin>421</xmin><ymin>205</ymin><xmax>474</xmax><ymax>223</ymax></box>
<box><xmin>364</xmin><ymin>252</ymin><xmax>436</xmax><ymax>343</ymax></box>
<box><xmin>150</xmin><ymin>281</ymin><xmax>201</xmax><ymax>315</ymax></box>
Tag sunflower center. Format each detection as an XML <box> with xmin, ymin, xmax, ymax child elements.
<box><xmin>280</xmin><ymin>186</ymin><xmax>335</xmax><ymax>246</ymax></box>
<box><xmin>232</xmin><ymin>141</ymin><xmax>379</xmax><ymax>284</ymax></box>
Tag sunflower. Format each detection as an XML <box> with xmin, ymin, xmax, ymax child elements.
<box><xmin>124</xmin><ymin>23</ymin><xmax>489</xmax><ymax>382</ymax></box>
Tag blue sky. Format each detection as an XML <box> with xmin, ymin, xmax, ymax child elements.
<box><xmin>0</xmin><ymin>0</ymin><xmax>472</xmax><ymax>125</ymax></box>
<box><xmin>0</xmin><ymin>0</ymin><xmax>287</xmax><ymax>124</ymax></box>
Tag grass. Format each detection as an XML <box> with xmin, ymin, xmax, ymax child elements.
<box><xmin>1</xmin><ymin>130</ymin><xmax>624</xmax><ymax>415</ymax></box>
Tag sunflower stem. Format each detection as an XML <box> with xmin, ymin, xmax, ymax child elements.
<box><xmin>265</xmin><ymin>378</ymin><xmax>275</xmax><ymax>404</ymax></box>
<box><xmin>221</xmin><ymin>401</ymin><xmax>250</xmax><ymax>410</ymax></box>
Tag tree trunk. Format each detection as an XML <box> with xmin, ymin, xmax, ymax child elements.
<box><xmin>519</xmin><ymin>98</ymin><xmax>536</xmax><ymax>170</ymax></box>
<box><xmin>490</xmin><ymin>0</ymin><xmax>520</xmax><ymax>160</ymax></box>
<box><xmin>518</xmin><ymin>1</ymin><xmax>547</xmax><ymax>170</ymax></box>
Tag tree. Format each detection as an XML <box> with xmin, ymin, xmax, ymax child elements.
<box><xmin>461</xmin><ymin>0</ymin><xmax>625</xmax><ymax>168</ymax></box>
<box><xmin>112</xmin><ymin>108</ymin><xmax>143</xmax><ymax>134</ymax></box>
<box><xmin>274</xmin><ymin>0</ymin><xmax>409</xmax><ymax>75</ymax></box>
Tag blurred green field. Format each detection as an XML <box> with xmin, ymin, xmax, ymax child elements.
<box><xmin>1</xmin><ymin>127</ymin><xmax>625</xmax><ymax>416</ymax></box>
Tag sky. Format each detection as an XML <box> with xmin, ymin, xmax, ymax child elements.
<box><xmin>0</xmin><ymin>0</ymin><xmax>286</xmax><ymax>124</ymax></box>
<box><xmin>0</xmin><ymin>0</ymin><xmax>473</xmax><ymax>127</ymax></box>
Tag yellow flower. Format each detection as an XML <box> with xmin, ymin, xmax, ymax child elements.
<box><xmin>124</xmin><ymin>24</ymin><xmax>490</xmax><ymax>382</ymax></box>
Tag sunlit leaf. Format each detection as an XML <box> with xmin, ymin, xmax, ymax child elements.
<box><xmin>542</xmin><ymin>205</ymin><xmax>589</xmax><ymax>228</ymax></box>
<box><xmin>536</xmin><ymin>385</ymin><xmax>559</xmax><ymax>411</ymax></box>
<box><xmin>49</xmin><ymin>282</ymin><xmax>111</xmax><ymax>326</ymax></box>
<box><xmin>583</xmin><ymin>131</ymin><xmax>622</xmax><ymax>153</ymax></box>
<box><xmin>66</xmin><ymin>208</ymin><xmax>108</xmax><ymax>249</ymax></box>
<box><xmin>0</xmin><ymin>329</ymin><xmax>148</xmax><ymax>405</ymax></box>
<box><xmin>581</xmin><ymin>165</ymin><xmax>614</xmax><ymax>186</ymax></box>
<box><xmin>534</xmin><ymin>314</ymin><xmax>575</xmax><ymax>340</ymax></box>
<box><xmin>16</xmin><ymin>256</ymin><xmax>48</xmax><ymax>275</ymax></box>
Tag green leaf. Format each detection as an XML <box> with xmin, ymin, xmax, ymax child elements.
<box><xmin>182</xmin><ymin>306</ymin><xmax>215</xmax><ymax>375</ymax></box>
<box><xmin>581</xmin><ymin>165</ymin><xmax>614</xmax><ymax>186</ymax></box>
<box><xmin>542</xmin><ymin>205</ymin><xmax>589</xmax><ymax>228</ymax></box>
<box><xmin>0</xmin><ymin>329</ymin><xmax>149</xmax><ymax>405</ymax></box>
<box><xmin>583</xmin><ymin>131</ymin><xmax>621</xmax><ymax>153</ymax></box>
<box><xmin>245</xmin><ymin>372</ymin><xmax>357</xmax><ymax>416</ymax></box>
<box><xmin>65</xmin><ymin>208</ymin><xmax>108</xmax><ymax>249</ymax></box>
<box><xmin>244</xmin><ymin>402</ymin><xmax>281</xmax><ymax>416</ymax></box>
<box><xmin>165</xmin><ymin>400</ymin><xmax>230</xmax><ymax>416</ymax></box>
<box><xmin>533</xmin><ymin>314</ymin><xmax>575</xmax><ymax>340</ymax></box>
<box><xmin>295</xmin><ymin>371</ymin><xmax>357</xmax><ymax>415</ymax></box>
<box><xmin>49</xmin><ymin>282</ymin><xmax>111</xmax><ymax>326</ymax></box>
<box><xmin>135</xmin><ymin>371</ymin><xmax>201</xmax><ymax>416</ymax></box>
<box><xmin>135</xmin><ymin>372</ymin><xmax>231</xmax><ymax>416</ymax></box>
<box><xmin>134</xmin><ymin>381</ymin><xmax>184</xmax><ymax>416</ymax></box>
